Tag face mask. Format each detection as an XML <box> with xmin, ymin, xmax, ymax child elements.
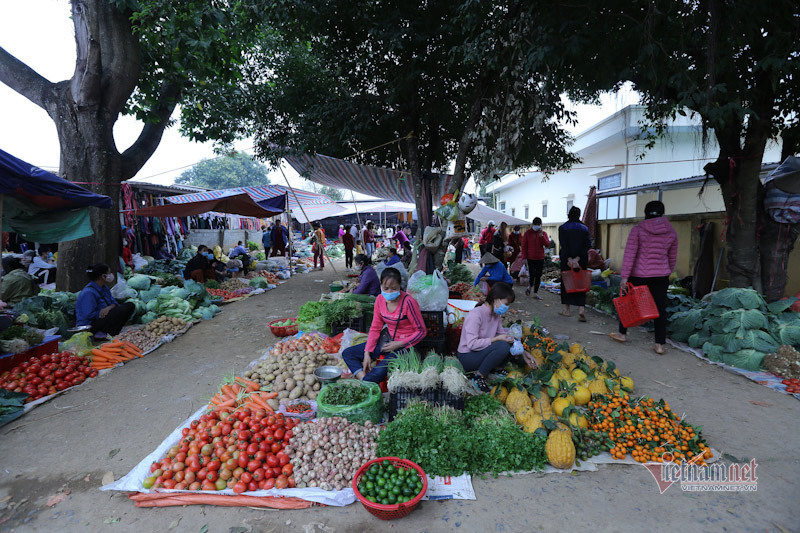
<box><xmin>204</xmin><ymin>252</ymin><xmax>213</xmax><ymax>259</ymax></box>
<box><xmin>494</xmin><ymin>303</ymin><xmax>509</xmax><ymax>316</ymax></box>
<box><xmin>514</xmin><ymin>231</ymin><xmax>520</xmax><ymax>234</ymax></box>
<box><xmin>382</xmin><ymin>290</ymin><xmax>400</xmax><ymax>301</ymax></box>
<box><xmin>48</xmin><ymin>252</ymin><xmax>54</xmax><ymax>258</ymax></box>
<box><xmin>532</xmin><ymin>226</ymin><xmax>542</xmax><ymax>231</ymax></box>
<box><xmin>103</xmin><ymin>273</ymin><xmax>114</xmax><ymax>283</ymax></box>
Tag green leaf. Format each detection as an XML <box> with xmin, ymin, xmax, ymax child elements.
<box><xmin>767</xmin><ymin>297</ymin><xmax>797</xmax><ymax>314</ymax></box>
<box><xmin>108</xmin><ymin>448</ymin><xmax>120</xmax><ymax>459</ymax></box>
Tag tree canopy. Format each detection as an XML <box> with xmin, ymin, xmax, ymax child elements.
<box><xmin>175</xmin><ymin>152</ymin><xmax>271</xmax><ymax>189</ymax></box>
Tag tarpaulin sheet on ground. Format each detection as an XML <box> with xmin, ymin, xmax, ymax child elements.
<box><xmin>150</xmin><ymin>185</ymin><xmax>345</xmax><ymax>223</ymax></box>
<box><xmin>668</xmin><ymin>340</ymin><xmax>800</xmax><ymax>400</ymax></box>
<box><xmin>284</xmin><ymin>153</ymin><xmax>453</xmax><ymax>204</ymax></box>
<box><xmin>0</xmin><ymin>148</ymin><xmax>113</xmax><ymax>242</ymax></box>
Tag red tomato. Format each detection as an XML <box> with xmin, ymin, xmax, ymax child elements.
<box><xmin>247</xmin><ymin>459</ymin><xmax>262</xmax><ymax>472</ymax></box>
<box><xmin>288</xmin><ymin>477</ymin><xmax>296</xmax><ymax>488</ymax></box>
<box><xmin>252</xmin><ymin>468</ymin><xmax>265</xmax><ymax>481</ymax></box>
<box><xmin>201</xmin><ymin>480</ymin><xmax>216</xmax><ymax>491</ymax></box>
<box><xmin>277</xmin><ymin>453</ymin><xmax>290</xmax><ymax>466</ymax></box>
<box><xmin>274</xmin><ymin>428</ymin><xmax>285</xmax><ymax>441</ymax></box>
<box><xmin>206</xmin><ymin>470</ymin><xmax>218</xmax><ymax>482</ymax></box>
<box><xmin>237</xmin><ymin>454</ymin><xmax>249</xmax><ymax>468</ymax></box>
<box><xmin>281</xmin><ymin>464</ymin><xmax>293</xmax><ymax>476</ymax></box>
<box><xmin>255</xmin><ymin>450</ymin><xmax>267</xmax><ymax>461</ymax></box>
<box><xmin>266</xmin><ymin>454</ymin><xmax>279</xmax><ymax>468</ymax></box>
<box><xmin>275</xmin><ymin>476</ymin><xmax>289</xmax><ymax>489</ymax></box>
<box><xmin>263</xmin><ymin>478</ymin><xmax>276</xmax><ymax>490</ymax></box>
<box><xmin>163</xmin><ymin>479</ymin><xmax>176</xmax><ymax>489</ymax></box>
<box><xmin>206</xmin><ymin>459</ymin><xmax>221</xmax><ymax>472</ymax></box>
<box><xmin>197</xmin><ymin>468</ymin><xmax>208</xmax><ymax>480</ymax></box>
<box><xmin>271</xmin><ymin>442</ymin><xmax>282</xmax><ymax>454</ymax></box>
<box><xmin>247</xmin><ymin>442</ymin><xmax>259</xmax><ymax>455</ymax></box>
<box><xmin>240</xmin><ymin>471</ymin><xmax>253</xmax><ymax>484</ymax></box>
<box><xmin>248</xmin><ymin>481</ymin><xmax>258</xmax><ymax>492</ymax></box>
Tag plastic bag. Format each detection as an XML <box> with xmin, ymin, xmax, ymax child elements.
<box><xmin>423</xmin><ymin>226</ymin><xmax>444</xmax><ymax>251</ymax></box>
<box><xmin>62</xmin><ymin>331</ymin><xmax>94</xmax><ymax>357</ymax></box>
<box><xmin>508</xmin><ymin>324</ymin><xmax>523</xmax><ymax>340</ymax></box>
<box><xmin>340</xmin><ymin>328</ymin><xmax>369</xmax><ymax>352</ymax></box>
<box><xmin>279</xmin><ymin>399</ymin><xmax>317</xmax><ymax>421</ymax></box>
<box><xmin>376</xmin><ymin>261</ymin><xmax>409</xmax><ymax>290</ymax></box>
<box><xmin>316</xmin><ymin>380</ymin><xmax>383</xmax><ymax>424</ymax></box>
<box><xmin>435</xmin><ymin>203</ymin><xmax>461</xmax><ymax>222</ymax></box>
<box><xmin>510</xmin><ymin>255</ymin><xmax>525</xmax><ymax>274</ymax></box>
<box><xmin>131</xmin><ymin>253</ymin><xmax>148</xmax><ymax>272</ymax></box>
<box><xmin>510</xmin><ymin>340</ymin><xmax>524</xmax><ymax>356</ymax></box>
<box><xmin>407</xmin><ymin>270</ymin><xmax>449</xmax><ymax>311</ymax></box>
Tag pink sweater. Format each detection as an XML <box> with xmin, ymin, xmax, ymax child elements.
<box><xmin>458</xmin><ymin>303</ymin><xmax>507</xmax><ymax>353</ymax></box>
<box><xmin>365</xmin><ymin>293</ymin><xmax>426</xmax><ymax>352</ymax></box>
<box><xmin>621</xmin><ymin>217</ymin><xmax>678</xmax><ymax>279</ymax></box>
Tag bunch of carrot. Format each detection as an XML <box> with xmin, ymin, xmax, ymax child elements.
<box><xmin>209</xmin><ymin>376</ymin><xmax>278</xmax><ymax>413</ymax></box>
<box><xmin>89</xmin><ymin>341</ymin><xmax>143</xmax><ymax>369</ymax></box>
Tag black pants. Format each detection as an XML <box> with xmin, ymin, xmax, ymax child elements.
<box><xmin>457</xmin><ymin>341</ymin><xmax>511</xmax><ymax>376</ymax></box>
<box><xmin>618</xmin><ymin>276</ymin><xmax>669</xmax><ymax>344</ymax></box>
<box><xmin>91</xmin><ymin>302</ymin><xmax>135</xmax><ymax>336</ymax></box>
<box><xmin>345</xmin><ymin>248</ymin><xmax>354</xmax><ymax>268</ymax></box>
<box><xmin>454</xmin><ymin>241</ymin><xmax>464</xmax><ymax>263</ymax></box>
<box><xmin>527</xmin><ymin>259</ymin><xmax>544</xmax><ymax>293</ymax></box>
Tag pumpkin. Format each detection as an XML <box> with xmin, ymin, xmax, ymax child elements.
<box><xmin>522</xmin><ymin>414</ymin><xmax>544</xmax><ymax>433</ymax></box>
<box><xmin>545</xmin><ymin>427</ymin><xmax>576</xmax><ymax>469</ymax></box>
<box><xmin>505</xmin><ymin>388</ymin><xmax>532</xmax><ymax>413</ymax></box>
<box><xmin>490</xmin><ymin>385</ymin><xmax>509</xmax><ymax>403</ymax></box>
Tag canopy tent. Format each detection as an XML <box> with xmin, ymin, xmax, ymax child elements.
<box><xmin>284</xmin><ymin>153</ymin><xmax>453</xmax><ymax>204</ymax></box>
<box><xmin>147</xmin><ymin>185</ymin><xmax>345</xmax><ymax>224</ymax></box>
<box><xmin>465</xmin><ymin>202</ymin><xmax>530</xmax><ymax>226</ymax></box>
<box><xmin>334</xmin><ymin>200</ymin><xmax>416</xmax><ymax>217</ymax></box>
<box><xmin>0</xmin><ymin>148</ymin><xmax>113</xmax><ymax>242</ymax></box>
<box><xmin>129</xmin><ymin>192</ymin><xmax>282</xmax><ymax>219</ymax></box>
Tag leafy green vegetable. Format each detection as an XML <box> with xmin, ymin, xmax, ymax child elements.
<box><xmin>205</xmin><ymin>280</ymin><xmax>220</xmax><ymax>289</ymax></box>
<box><xmin>321</xmin><ymin>381</ymin><xmax>370</xmax><ymax>405</ymax></box>
<box><xmin>298</xmin><ymin>301</ymin><xmax>328</xmax><ymax>322</ymax></box>
<box><xmin>127</xmin><ymin>275</ymin><xmax>152</xmax><ymax>291</ymax></box>
<box><xmin>708</xmin><ymin>287</ymin><xmax>766</xmax><ymax>311</ymax></box>
<box><xmin>246</xmin><ymin>240</ymin><xmax>260</xmax><ymax>251</ymax></box>
<box><xmin>321</xmin><ymin>300</ymin><xmax>362</xmax><ymax>325</ymax></box>
<box><xmin>249</xmin><ymin>277</ymin><xmax>271</xmax><ymax>289</ymax></box>
<box><xmin>444</xmin><ymin>260</ymin><xmax>473</xmax><ymax>285</ymax></box>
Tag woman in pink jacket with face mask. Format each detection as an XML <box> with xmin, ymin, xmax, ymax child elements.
<box><xmin>609</xmin><ymin>201</ymin><xmax>677</xmax><ymax>355</ymax></box>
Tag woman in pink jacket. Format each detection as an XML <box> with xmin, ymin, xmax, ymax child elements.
<box><xmin>609</xmin><ymin>201</ymin><xmax>677</xmax><ymax>354</ymax></box>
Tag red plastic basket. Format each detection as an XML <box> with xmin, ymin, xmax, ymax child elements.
<box><xmin>613</xmin><ymin>283</ymin><xmax>660</xmax><ymax>328</ymax></box>
<box><xmin>268</xmin><ymin>318</ymin><xmax>299</xmax><ymax>337</ymax></box>
<box><xmin>352</xmin><ymin>457</ymin><xmax>428</xmax><ymax>520</ymax></box>
<box><xmin>561</xmin><ymin>269</ymin><xmax>592</xmax><ymax>293</ymax></box>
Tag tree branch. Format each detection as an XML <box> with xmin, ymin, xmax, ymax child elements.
<box><xmin>0</xmin><ymin>46</ymin><xmax>56</xmax><ymax>110</ymax></box>
<box><xmin>450</xmin><ymin>76</ymin><xmax>489</xmax><ymax>194</ymax></box>
<box><xmin>120</xmin><ymin>82</ymin><xmax>182</xmax><ymax>178</ymax></box>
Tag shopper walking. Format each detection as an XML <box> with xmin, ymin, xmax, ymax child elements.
<box><xmin>558</xmin><ymin>207</ymin><xmax>591</xmax><ymax>322</ymax></box>
<box><xmin>521</xmin><ymin>217</ymin><xmax>550</xmax><ymax>299</ymax></box>
<box><xmin>478</xmin><ymin>221</ymin><xmax>496</xmax><ymax>256</ymax></box>
<box><xmin>491</xmin><ymin>221</ymin><xmax>509</xmax><ymax>264</ymax></box>
<box><xmin>343</xmin><ymin>224</ymin><xmax>355</xmax><ymax>268</ymax></box>
<box><xmin>609</xmin><ymin>201</ymin><xmax>677</xmax><ymax>355</ymax></box>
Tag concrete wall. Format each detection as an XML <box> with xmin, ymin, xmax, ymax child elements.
<box><xmin>597</xmin><ymin>213</ymin><xmax>800</xmax><ymax>296</ymax></box>
<box><xmin>183</xmin><ymin>229</ymin><xmax>266</xmax><ymax>252</ymax></box>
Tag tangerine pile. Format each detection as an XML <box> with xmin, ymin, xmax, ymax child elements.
<box><xmin>587</xmin><ymin>392</ymin><xmax>713</xmax><ymax>466</ymax></box>
<box><xmin>525</xmin><ymin>328</ymin><xmax>559</xmax><ymax>354</ymax></box>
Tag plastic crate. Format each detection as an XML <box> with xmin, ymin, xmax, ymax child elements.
<box><xmin>417</xmin><ymin>338</ymin><xmax>446</xmax><ymax>355</ymax></box>
<box><xmin>0</xmin><ymin>335</ymin><xmax>61</xmax><ymax>373</ymax></box>
<box><xmin>387</xmin><ymin>387</ymin><xmax>438</xmax><ymax>421</ymax></box>
<box><xmin>420</xmin><ymin>311</ymin><xmax>445</xmax><ymax>340</ymax></box>
<box><xmin>445</xmin><ymin>327</ymin><xmax>462</xmax><ymax>355</ymax></box>
<box><xmin>330</xmin><ymin>314</ymin><xmax>366</xmax><ymax>336</ymax></box>
<box><xmin>437</xmin><ymin>388</ymin><xmax>466</xmax><ymax>411</ymax></box>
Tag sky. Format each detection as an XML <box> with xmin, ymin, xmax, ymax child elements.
<box><xmin>0</xmin><ymin>1</ymin><xmax>639</xmax><ymax>196</ymax></box>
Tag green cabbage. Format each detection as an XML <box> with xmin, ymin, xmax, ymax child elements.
<box><xmin>127</xmin><ymin>275</ymin><xmax>152</xmax><ymax>291</ymax></box>
<box><xmin>249</xmin><ymin>277</ymin><xmax>270</xmax><ymax>289</ymax></box>
<box><xmin>141</xmin><ymin>312</ymin><xmax>158</xmax><ymax>324</ymax></box>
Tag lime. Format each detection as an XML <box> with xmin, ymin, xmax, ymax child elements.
<box><xmin>366</xmin><ymin>481</ymin><xmax>374</xmax><ymax>491</ymax></box>
<box><xmin>387</xmin><ymin>493</ymin><xmax>397</xmax><ymax>504</ymax></box>
<box><xmin>376</xmin><ymin>477</ymin><xmax>385</xmax><ymax>486</ymax></box>
<box><xmin>378</xmin><ymin>488</ymin><xmax>388</xmax><ymax>498</ymax></box>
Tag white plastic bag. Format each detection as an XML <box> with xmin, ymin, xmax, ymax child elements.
<box><xmin>508</xmin><ymin>324</ymin><xmax>523</xmax><ymax>340</ymax></box>
<box><xmin>131</xmin><ymin>253</ymin><xmax>148</xmax><ymax>272</ymax></box>
<box><xmin>407</xmin><ymin>270</ymin><xmax>449</xmax><ymax>311</ymax></box>
<box><xmin>110</xmin><ymin>275</ymin><xmax>137</xmax><ymax>301</ymax></box>
<box><xmin>376</xmin><ymin>261</ymin><xmax>409</xmax><ymax>290</ymax></box>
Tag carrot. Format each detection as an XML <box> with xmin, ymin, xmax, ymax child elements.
<box><xmin>248</xmin><ymin>395</ymin><xmax>268</xmax><ymax>408</ymax></box>
<box><xmin>121</xmin><ymin>341</ymin><xmax>140</xmax><ymax>351</ymax></box>
<box><xmin>220</xmin><ymin>384</ymin><xmax>236</xmax><ymax>398</ymax></box>
<box><xmin>212</xmin><ymin>399</ymin><xmax>236</xmax><ymax>411</ymax></box>
<box><xmin>102</xmin><ymin>341</ymin><xmax>125</xmax><ymax>348</ymax></box>
<box><xmin>256</xmin><ymin>391</ymin><xmax>278</xmax><ymax>400</ymax></box>
<box><xmin>234</xmin><ymin>376</ymin><xmax>261</xmax><ymax>392</ymax></box>
<box><xmin>128</xmin><ymin>492</ymin><xmax>314</xmax><ymax>509</ymax></box>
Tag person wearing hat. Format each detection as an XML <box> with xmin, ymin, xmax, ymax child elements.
<box><xmin>609</xmin><ymin>200</ymin><xmax>677</xmax><ymax>355</ymax></box>
<box><xmin>1</xmin><ymin>257</ymin><xmax>40</xmax><ymax>305</ymax></box>
<box><xmin>474</xmin><ymin>252</ymin><xmax>513</xmax><ymax>288</ymax></box>
<box><xmin>478</xmin><ymin>221</ymin><xmax>496</xmax><ymax>256</ymax></box>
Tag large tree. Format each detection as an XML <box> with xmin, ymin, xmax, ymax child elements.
<box><xmin>182</xmin><ymin>0</ymin><xmax>616</xmax><ymax>236</ymax></box>
<box><xmin>0</xmin><ymin>0</ymin><xmax>265</xmax><ymax>290</ymax></box>
<box><xmin>175</xmin><ymin>151</ymin><xmax>271</xmax><ymax>189</ymax></box>
<box><xmin>611</xmin><ymin>0</ymin><xmax>800</xmax><ymax>300</ymax></box>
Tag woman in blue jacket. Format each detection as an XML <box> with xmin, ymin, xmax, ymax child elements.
<box><xmin>474</xmin><ymin>253</ymin><xmax>513</xmax><ymax>289</ymax></box>
<box><xmin>75</xmin><ymin>264</ymin><xmax>135</xmax><ymax>338</ymax></box>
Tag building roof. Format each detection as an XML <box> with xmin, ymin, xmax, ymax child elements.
<box><xmin>123</xmin><ymin>180</ymin><xmax>210</xmax><ymax>195</ymax></box>
<box><xmin>595</xmin><ymin>162</ymin><xmax>781</xmax><ymax>198</ymax></box>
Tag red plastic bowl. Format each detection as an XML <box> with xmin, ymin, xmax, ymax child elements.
<box><xmin>352</xmin><ymin>457</ymin><xmax>428</xmax><ymax>520</ymax></box>
<box><xmin>268</xmin><ymin>318</ymin><xmax>299</xmax><ymax>337</ymax></box>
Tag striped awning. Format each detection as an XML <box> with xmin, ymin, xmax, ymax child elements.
<box><xmin>164</xmin><ymin>185</ymin><xmax>345</xmax><ymax>224</ymax></box>
<box><xmin>284</xmin><ymin>153</ymin><xmax>453</xmax><ymax>204</ymax></box>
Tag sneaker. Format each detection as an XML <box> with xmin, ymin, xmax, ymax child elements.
<box><xmin>93</xmin><ymin>332</ymin><xmax>108</xmax><ymax>340</ymax></box>
<box><xmin>533</xmin><ymin>294</ymin><xmax>542</xmax><ymax>300</ymax></box>
<box><xmin>471</xmin><ymin>374</ymin><xmax>491</xmax><ymax>393</ymax></box>
<box><xmin>525</xmin><ymin>288</ymin><xmax>531</xmax><ymax>296</ymax></box>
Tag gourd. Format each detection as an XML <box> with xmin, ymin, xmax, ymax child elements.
<box><xmin>490</xmin><ymin>385</ymin><xmax>509</xmax><ymax>403</ymax></box>
<box><xmin>546</xmin><ymin>427</ymin><xmax>576</xmax><ymax>469</ymax></box>
<box><xmin>515</xmin><ymin>405</ymin><xmax>536</xmax><ymax>426</ymax></box>
<box><xmin>522</xmin><ymin>413</ymin><xmax>543</xmax><ymax>433</ymax></box>
<box><xmin>531</xmin><ymin>394</ymin><xmax>552</xmax><ymax>417</ymax></box>
<box><xmin>588</xmin><ymin>379</ymin><xmax>609</xmax><ymax>395</ymax></box>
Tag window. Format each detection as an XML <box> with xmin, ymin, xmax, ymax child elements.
<box><xmin>598</xmin><ymin>173</ymin><xmax>622</xmax><ymax>191</ymax></box>
<box><xmin>511</xmin><ymin>208</ymin><xmax>515</xmax><ymax>217</ymax></box>
<box><xmin>542</xmin><ymin>203</ymin><xmax>548</xmax><ymax>218</ymax></box>
<box><xmin>499</xmin><ymin>201</ymin><xmax>506</xmax><ymax>211</ymax></box>
<box><xmin>566</xmin><ymin>199</ymin><xmax>574</xmax><ymax>212</ymax></box>
<box><xmin>524</xmin><ymin>205</ymin><xmax>529</xmax><ymax>219</ymax></box>
<box><xmin>598</xmin><ymin>196</ymin><xmax>621</xmax><ymax>220</ymax></box>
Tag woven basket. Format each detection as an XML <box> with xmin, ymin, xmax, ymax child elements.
<box><xmin>613</xmin><ymin>283</ymin><xmax>659</xmax><ymax>328</ymax></box>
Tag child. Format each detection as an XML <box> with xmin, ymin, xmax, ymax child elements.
<box><xmin>355</xmin><ymin>239</ymin><xmax>364</xmax><ymax>255</ymax></box>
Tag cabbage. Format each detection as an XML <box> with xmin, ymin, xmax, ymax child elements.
<box><xmin>128</xmin><ymin>275</ymin><xmax>152</xmax><ymax>291</ymax></box>
<box><xmin>146</xmin><ymin>299</ymin><xmax>159</xmax><ymax>312</ymax></box>
<box><xmin>249</xmin><ymin>277</ymin><xmax>270</xmax><ymax>289</ymax></box>
<box><xmin>139</xmin><ymin>286</ymin><xmax>162</xmax><ymax>303</ymax></box>
<box><xmin>141</xmin><ymin>312</ymin><xmax>158</xmax><ymax>324</ymax></box>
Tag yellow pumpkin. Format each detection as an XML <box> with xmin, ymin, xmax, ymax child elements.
<box><xmin>505</xmin><ymin>388</ymin><xmax>532</xmax><ymax>414</ymax></box>
<box><xmin>552</xmin><ymin>397</ymin><xmax>571</xmax><ymax>417</ymax></box>
<box><xmin>545</xmin><ymin>427</ymin><xmax>576</xmax><ymax>469</ymax></box>
<box><xmin>569</xmin><ymin>343</ymin><xmax>585</xmax><ymax>355</ymax></box>
<box><xmin>490</xmin><ymin>385</ymin><xmax>509</xmax><ymax>403</ymax></box>
<box><xmin>515</xmin><ymin>405</ymin><xmax>536</xmax><ymax>426</ymax></box>
<box><xmin>573</xmin><ymin>386</ymin><xmax>591</xmax><ymax>406</ymax></box>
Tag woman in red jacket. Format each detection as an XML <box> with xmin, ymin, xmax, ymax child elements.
<box><xmin>609</xmin><ymin>201</ymin><xmax>677</xmax><ymax>354</ymax></box>
<box><xmin>520</xmin><ymin>217</ymin><xmax>550</xmax><ymax>299</ymax></box>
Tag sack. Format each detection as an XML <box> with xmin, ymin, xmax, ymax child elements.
<box><xmin>376</xmin><ymin>261</ymin><xmax>409</xmax><ymax>290</ymax></box>
<box><xmin>131</xmin><ymin>253</ymin><xmax>148</xmax><ymax>272</ymax></box>
<box><xmin>407</xmin><ymin>270</ymin><xmax>449</xmax><ymax>311</ymax></box>
<box><xmin>423</xmin><ymin>226</ymin><xmax>445</xmax><ymax>251</ymax></box>
<box><xmin>316</xmin><ymin>380</ymin><xmax>383</xmax><ymax>424</ymax></box>
<box><xmin>510</xmin><ymin>255</ymin><xmax>525</xmax><ymax>273</ymax></box>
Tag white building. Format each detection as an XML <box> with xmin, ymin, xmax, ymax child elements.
<box><xmin>486</xmin><ymin>105</ymin><xmax>782</xmax><ymax>225</ymax></box>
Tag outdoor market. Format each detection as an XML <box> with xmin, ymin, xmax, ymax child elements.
<box><xmin>1</xmin><ymin>2</ymin><xmax>799</xmax><ymax>531</ymax></box>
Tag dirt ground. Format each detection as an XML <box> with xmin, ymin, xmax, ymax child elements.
<box><xmin>0</xmin><ymin>258</ymin><xmax>797</xmax><ymax>532</ymax></box>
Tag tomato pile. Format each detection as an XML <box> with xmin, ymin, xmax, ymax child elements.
<box><xmin>0</xmin><ymin>352</ymin><xmax>97</xmax><ymax>403</ymax></box>
<box><xmin>782</xmin><ymin>378</ymin><xmax>800</xmax><ymax>394</ymax></box>
<box><xmin>143</xmin><ymin>408</ymin><xmax>297</xmax><ymax>492</ymax></box>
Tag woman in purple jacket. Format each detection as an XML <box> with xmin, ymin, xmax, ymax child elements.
<box><xmin>350</xmin><ymin>254</ymin><xmax>381</xmax><ymax>296</ymax></box>
<box><xmin>610</xmin><ymin>201</ymin><xmax>677</xmax><ymax>354</ymax></box>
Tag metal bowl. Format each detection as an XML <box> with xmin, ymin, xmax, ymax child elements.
<box><xmin>314</xmin><ymin>365</ymin><xmax>343</xmax><ymax>383</ymax></box>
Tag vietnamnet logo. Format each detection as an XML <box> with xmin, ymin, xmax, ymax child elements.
<box><xmin>643</xmin><ymin>453</ymin><xmax>758</xmax><ymax>494</ymax></box>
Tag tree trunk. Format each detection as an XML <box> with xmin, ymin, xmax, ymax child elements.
<box><xmin>758</xmin><ymin>209</ymin><xmax>800</xmax><ymax>302</ymax></box>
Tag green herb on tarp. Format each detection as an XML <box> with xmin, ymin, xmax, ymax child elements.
<box><xmin>298</xmin><ymin>301</ymin><xmax>328</xmax><ymax>323</ymax></box>
<box><xmin>0</xmin><ymin>326</ymin><xmax>44</xmax><ymax>347</ymax></box>
<box><xmin>321</xmin><ymin>300</ymin><xmax>362</xmax><ymax>325</ymax></box>
<box><xmin>316</xmin><ymin>380</ymin><xmax>383</xmax><ymax>424</ymax></box>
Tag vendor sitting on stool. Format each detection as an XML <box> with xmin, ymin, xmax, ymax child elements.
<box><xmin>474</xmin><ymin>252</ymin><xmax>513</xmax><ymax>289</ymax></box>
<box><xmin>184</xmin><ymin>246</ymin><xmax>216</xmax><ymax>282</ymax></box>
<box><xmin>342</xmin><ymin>268</ymin><xmax>426</xmax><ymax>382</ymax></box>
<box><xmin>457</xmin><ymin>282</ymin><xmax>537</xmax><ymax>392</ymax></box>
<box><xmin>76</xmin><ymin>263</ymin><xmax>135</xmax><ymax>338</ymax></box>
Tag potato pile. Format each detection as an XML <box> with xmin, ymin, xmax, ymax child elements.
<box><xmin>143</xmin><ymin>316</ymin><xmax>187</xmax><ymax>337</ymax></box>
<box><xmin>244</xmin><ymin>333</ymin><xmax>343</xmax><ymax>405</ymax></box>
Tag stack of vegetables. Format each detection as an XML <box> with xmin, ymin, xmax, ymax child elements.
<box><xmin>443</xmin><ymin>261</ymin><xmax>473</xmax><ymax>285</ymax></box>
<box><xmin>90</xmin><ymin>341</ymin><xmax>143</xmax><ymax>369</ymax></box>
<box><xmin>0</xmin><ymin>326</ymin><xmax>44</xmax><ymax>355</ymax></box>
<box><xmin>387</xmin><ymin>349</ymin><xmax>470</xmax><ymax>399</ymax></box>
<box><xmin>1</xmin><ymin>352</ymin><xmax>97</xmax><ymax>402</ymax></box>
<box><xmin>448</xmin><ymin>282</ymin><xmax>484</xmax><ymax>302</ymax></box>
<box><xmin>127</xmin><ymin>276</ymin><xmax>220</xmax><ymax>323</ymax></box>
<box><xmin>669</xmin><ymin>288</ymin><xmax>800</xmax><ymax>371</ymax></box>
<box><xmin>139</xmin><ymin>259</ymin><xmax>187</xmax><ymax>277</ymax></box>
<box><xmin>13</xmin><ymin>291</ymin><xmax>77</xmax><ymax>336</ymax></box>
